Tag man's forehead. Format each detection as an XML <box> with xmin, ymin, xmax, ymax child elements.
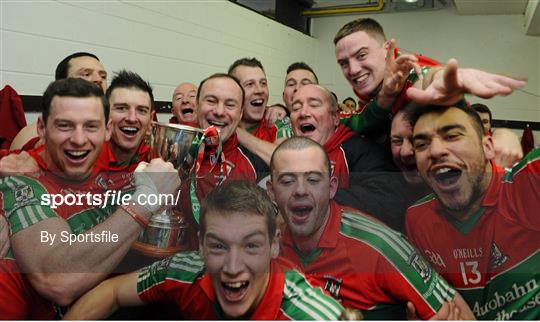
<box><xmin>201</xmin><ymin>77</ymin><xmax>241</xmax><ymax>99</ymax></box>
<box><xmin>233</xmin><ymin>65</ymin><xmax>265</xmax><ymax>78</ymax></box>
<box><xmin>204</xmin><ymin>211</ymin><xmax>268</xmax><ymax>237</ymax></box>
<box><xmin>286</xmin><ymin>69</ymin><xmax>316</xmax><ymax>82</ymax></box>
<box><xmin>414</xmin><ymin>108</ymin><xmax>470</xmax><ymax>133</ymax></box>
<box><xmin>174</xmin><ymin>83</ymin><xmax>197</xmax><ymax>94</ymax></box>
<box><xmin>273</xmin><ymin>148</ymin><xmax>326</xmax><ymax>171</ymax></box>
<box><xmin>68</xmin><ymin>56</ymin><xmax>104</xmax><ymax>70</ymax></box>
<box><xmin>50</xmin><ymin>95</ymin><xmax>104</xmax><ymax>118</ymax></box>
<box><xmin>110</xmin><ymin>87</ymin><xmax>150</xmax><ymax>104</ymax></box>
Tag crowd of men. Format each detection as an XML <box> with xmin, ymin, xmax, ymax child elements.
<box><xmin>0</xmin><ymin>17</ymin><xmax>537</xmax><ymax>320</ymax></box>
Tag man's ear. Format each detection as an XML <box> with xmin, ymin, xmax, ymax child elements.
<box><xmin>106</xmin><ymin>119</ymin><xmax>113</xmax><ymax>142</ymax></box>
<box><xmin>271</xmin><ymin>229</ymin><xmax>280</xmax><ymax>259</ymax></box>
<box><xmin>37</xmin><ymin>116</ymin><xmax>46</xmax><ymax>139</ymax></box>
<box><xmin>329</xmin><ymin>174</ymin><xmax>339</xmax><ymax>200</ymax></box>
<box><xmin>483</xmin><ymin>135</ymin><xmax>495</xmax><ymax>160</ymax></box>
<box><xmin>266</xmin><ymin>179</ymin><xmax>275</xmax><ymax>201</ymax></box>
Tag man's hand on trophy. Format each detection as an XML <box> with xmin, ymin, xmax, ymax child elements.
<box><xmin>132</xmin><ymin>158</ymin><xmax>181</xmax><ymax>215</ymax></box>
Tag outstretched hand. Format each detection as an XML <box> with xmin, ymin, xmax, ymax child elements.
<box><xmin>407</xmin><ymin>58</ymin><xmax>527</xmax><ymax>106</ymax></box>
<box><xmin>378</xmin><ymin>39</ymin><xmax>422</xmax><ymax>108</ymax></box>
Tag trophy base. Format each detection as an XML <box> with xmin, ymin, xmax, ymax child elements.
<box><xmin>131</xmin><ymin>240</ymin><xmax>187</xmax><ymax>258</ymax></box>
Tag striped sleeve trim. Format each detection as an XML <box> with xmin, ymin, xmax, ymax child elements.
<box><xmin>409</xmin><ymin>193</ymin><xmax>437</xmax><ymax>208</ymax></box>
<box><xmin>281</xmin><ymin>270</ymin><xmax>343</xmax><ymax>320</ymax></box>
<box><xmin>137</xmin><ymin>251</ymin><xmax>204</xmax><ymax>296</ymax></box>
<box><xmin>2</xmin><ymin>176</ymin><xmax>57</xmax><ymax>234</ymax></box>
<box><xmin>505</xmin><ymin>147</ymin><xmax>540</xmax><ymax>182</ymax></box>
<box><xmin>340</xmin><ymin>213</ymin><xmax>455</xmax><ymax>314</ymax></box>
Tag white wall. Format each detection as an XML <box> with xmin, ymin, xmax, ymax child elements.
<box><xmin>310</xmin><ymin>5</ymin><xmax>540</xmax><ymax>144</ymax></box>
<box><xmin>1</xmin><ymin>0</ymin><xmax>318</xmax><ymax>123</ymax></box>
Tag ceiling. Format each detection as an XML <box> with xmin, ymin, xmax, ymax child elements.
<box><xmin>310</xmin><ymin>0</ymin><xmax>539</xmax><ymax>35</ymax></box>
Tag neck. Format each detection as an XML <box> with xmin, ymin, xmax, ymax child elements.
<box><xmin>239</xmin><ymin>119</ymin><xmax>259</xmax><ymax>130</ymax></box>
<box><xmin>292</xmin><ymin>208</ymin><xmax>330</xmax><ymax>253</ymax></box>
<box><xmin>110</xmin><ymin>142</ymin><xmax>138</xmax><ymax>164</ymax></box>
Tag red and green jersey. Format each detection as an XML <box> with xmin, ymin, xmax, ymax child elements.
<box><xmin>406</xmin><ymin>152</ymin><xmax>540</xmax><ymax>320</ymax></box>
<box><xmin>137</xmin><ymin>251</ymin><xmax>344</xmax><ymax>320</ymax></box>
<box><xmin>0</xmin><ymin>156</ymin><xmax>134</xmax><ymax>319</ymax></box>
<box><xmin>280</xmin><ymin>201</ymin><xmax>455</xmax><ymax>320</ymax></box>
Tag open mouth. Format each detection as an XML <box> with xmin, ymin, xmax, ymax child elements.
<box><xmin>208</xmin><ymin>120</ymin><xmax>226</xmax><ymax>128</ymax></box>
<box><xmin>222</xmin><ymin>281</ymin><xmax>249</xmax><ymax>301</ymax></box>
<box><xmin>432</xmin><ymin>167</ymin><xmax>462</xmax><ymax>186</ymax></box>
<box><xmin>250</xmin><ymin>99</ymin><xmax>264</xmax><ymax>108</ymax></box>
<box><xmin>65</xmin><ymin>150</ymin><xmax>90</xmax><ymax>161</ymax></box>
<box><xmin>299</xmin><ymin>123</ymin><xmax>316</xmax><ymax>134</ymax></box>
<box><xmin>290</xmin><ymin>205</ymin><xmax>313</xmax><ymax>224</ymax></box>
<box><xmin>120</xmin><ymin>126</ymin><xmax>139</xmax><ymax>136</ymax></box>
<box><xmin>352</xmin><ymin>73</ymin><xmax>369</xmax><ymax>86</ymax></box>
<box><xmin>181</xmin><ymin>108</ymin><xmax>194</xmax><ymax>115</ymax></box>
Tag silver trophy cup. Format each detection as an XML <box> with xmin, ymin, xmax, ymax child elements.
<box><xmin>133</xmin><ymin>122</ymin><xmax>204</xmax><ymax>257</ymax></box>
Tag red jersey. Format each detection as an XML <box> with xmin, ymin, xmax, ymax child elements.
<box><xmin>323</xmin><ymin>125</ymin><xmax>356</xmax><ymax>188</ymax></box>
<box><xmin>137</xmin><ymin>251</ymin><xmax>343</xmax><ymax>320</ymax></box>
<box><xmin>195</xmin><ymin>133</ymin><xmax>257</xmax><ymax>198</ymax></box>
<box><xmin>406</xmin><ymin>155</ymin><xmax>540</xmax><ymax>320</ymax></box>
<box><xmin>95</xmin><ymin>141</ymin><xmax>150</xmax><ymax>172</ymax></box>
<box><xmin>280</xmin><ymin>201</ymin><xmax>455</xmax><ymax>320</ymax></box>
<box><xmin>248</xmin><ymin>118</ymin><xmax>278</xmax><ymax>143</ymax></box>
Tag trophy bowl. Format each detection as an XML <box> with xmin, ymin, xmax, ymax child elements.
<box><xmin>132</xmin><ymin>122</ymin><xmax>205</xmax><ymax>258</ymax></box>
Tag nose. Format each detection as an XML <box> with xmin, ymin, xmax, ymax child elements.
<box><xmin>89</xmin><ymin>72</ymin><xmax>103</xmax><ymax>89</ymax></box>
<box><xmin>222</xmin><ymin>247</ymin><xmax>244</xmax><ymax>276</ymax></box>
<box><xmin>126</xmin><ymin>107</ymin><xmax>137</xmax><ymax>122</ymax></box>
<box><xmin>400</xmin><ymin>139</ymin><xmax>415</xmax><ymax>159</ymax></box>
<box><xmin>293</xmin><ymin>179</ymin><xmax>308</xmax><ymax>197</ymax></box>
<box><xmin>70</xmin><ymin>127</ymin><xmax>88</xmax><ymax>146</ymax></box>
<box><xmin>428</xmin><ymin>137</ymin><xmax>448</xmax><ymax>160</ymax></box>
<box><xmin>213</xmin><ymin>102</ymin><xmax>225</xmax><ymax>117</ymax></box>
<box><xmin>181</xmin><ymin>95</ymin><xmax>189</xmax><ymax>104</ymax></box>
<box><xmin>348</xmin><ymin>59</ymin><xmax>362</xmax><ymax>76</ymax></box>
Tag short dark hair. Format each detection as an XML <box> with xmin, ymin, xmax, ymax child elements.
<box><xmin>196</xmin><ymin>73</ymin><xmax>245</xmax><ymax>108</ymax></box>
<box><xmin>286</xmin><ymin>62</ymin><xmax>319</xmax><ymax>84</ymax></box>
<box><xmin>228</xmin><ymin>57</ymin><xmax>265</xmax><ymax>75</ymax></box>
<box><xmin>408</xmin><ymin>103</ymin><xmax>484</xmax><ymax>139</ymax></box>
<box><xmin>55</xmin><ymin>52</ymin><xmax>100</xmax><ymax>80</ymax></box>
<box><xmin>334</xmin><ymin>18</ymin><xmax>386</xmax><ymax>45</ymax></box>
<box><xmin>42</xmin><ymin>78</ymin><xmax>108</xmax><ymax>124</ymax></box>
<box><xmin>105</xmin><ymin>70</ymin><xmax>154</xmax><ymax>109</ymax></box>
<box><xmin>270</xmin><ymin>136</ymin><xmax>331</xmax><ymax>179</ymax></box>
<box><xmin>342</xmin><ymin>97</ymin><xmax>356</xmax><ymax>106</ymax></box>
<box><xmin>471</xmin><ymin>103</ymin><xmax>492</xmax><ymax>123</ymax></box>
<box><xmin>200</xmin><ymin>180</ymin><xmax>277</xmax><ymax>240</ymax></box>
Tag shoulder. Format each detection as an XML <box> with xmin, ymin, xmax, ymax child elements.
<box><xmin>280</xmin><ymin>270</ymin><xmax>343</xmax><ymax>320</ymax></box>
<box><xmin>405</xmin><ymin>193</ymin><xmax>438</xmax><ymax>227</ymax></box>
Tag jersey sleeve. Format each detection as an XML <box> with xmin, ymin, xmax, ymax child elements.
<box><xmin>274</xmin><ymin>117</ymin><xmax>293</xmax><ymax>140</ymax></box>
<box><xmin>0</xmin><ymin>176</ymin><xmax>57</xmax><ymax>234</ymax></box>
<box><xmin>137</xmin><ymin>251</ymin><xmax>205</xmax><ymax>305</ymax></box>
<box><xmin>504</xmin><ymin>147</ymin><xmax>540</xmax><ymax>230</ymax></box>
<box><xmin>339</xmin><ymin>99</ymin><xmax>390</xmax><ymax>134</ymax></box>
<box><xmin>373</xmin><ymin>239</ymin><xmax>455</xmax><ymax>320</ymax></box>
<box><xmin>281</xmin><ymin>270</ymin><xmax>344</xmax><ymax>320</ymax></box>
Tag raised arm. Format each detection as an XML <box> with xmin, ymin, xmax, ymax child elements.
<box><xmin>407</xmin><ymin>58</ymin><xmax>527</xmax><ymax>106</ymax></box>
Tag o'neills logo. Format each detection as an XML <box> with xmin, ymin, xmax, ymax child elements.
<box><xmin>472</xmin><ymin>278</ymin><xmax>538</xmax><ymax>318</ymax></box>
<box><xmin>323</xmin><ymin>275</ymin><xmax>343</xmax><ymax>301</ymax></box>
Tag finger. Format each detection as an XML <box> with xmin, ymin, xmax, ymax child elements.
<box><xmin>406</xmin><ymin>86</ymin><xmax>438</xmax><ymax>105</ymax></box>
<box><xmin>394</xmin><ymin>54</ymin><xmax>418</xmax><ymax>65</ymax></box>
<box><xmin>386</xmin><ymin>38</ymin><xmax>397</xmax><ymax>64</ymax></box>
<box><xmin>443</xmin><ymin>58</ymin><xmax>460</xmax><ymax>92</ymax></box>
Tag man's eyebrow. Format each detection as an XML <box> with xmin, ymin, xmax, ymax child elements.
<box><xmin>439</xmin><ymin>124</ymin><xmax>466</xmax><ymax>133</ymax></box>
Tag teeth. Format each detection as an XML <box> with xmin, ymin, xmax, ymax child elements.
<box><xmin>66</xmin><ymin>151</ymin><xmax>87</xmax><ymax>157</ymax></box>
<box><xmin>209</xmin><ymin>120</ymin><xmax>225</xmax><ymax>126</ymax></box>
<box><xmin>435</xmin><ymin>168</ymin><xmax>452</xmax><ymax>174</ymax></box>
<box><xmin>121</xmin><ymin>127</ymin><xmax>138</xmax><ymax>131</ymax></box>
<box><xmin>225</xmin><ymin>281</ymin><xmax>247</xmax><ymax>289</ymax></box>
<box><xmin>251</xmin><ymin>99</ymin><xmax>264</xmax><ymax>105</ymax></box>
<box><xmin>353</xmin><ymin>74</ymin><xmax>368</xmax><ymax>84</ymax></box>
